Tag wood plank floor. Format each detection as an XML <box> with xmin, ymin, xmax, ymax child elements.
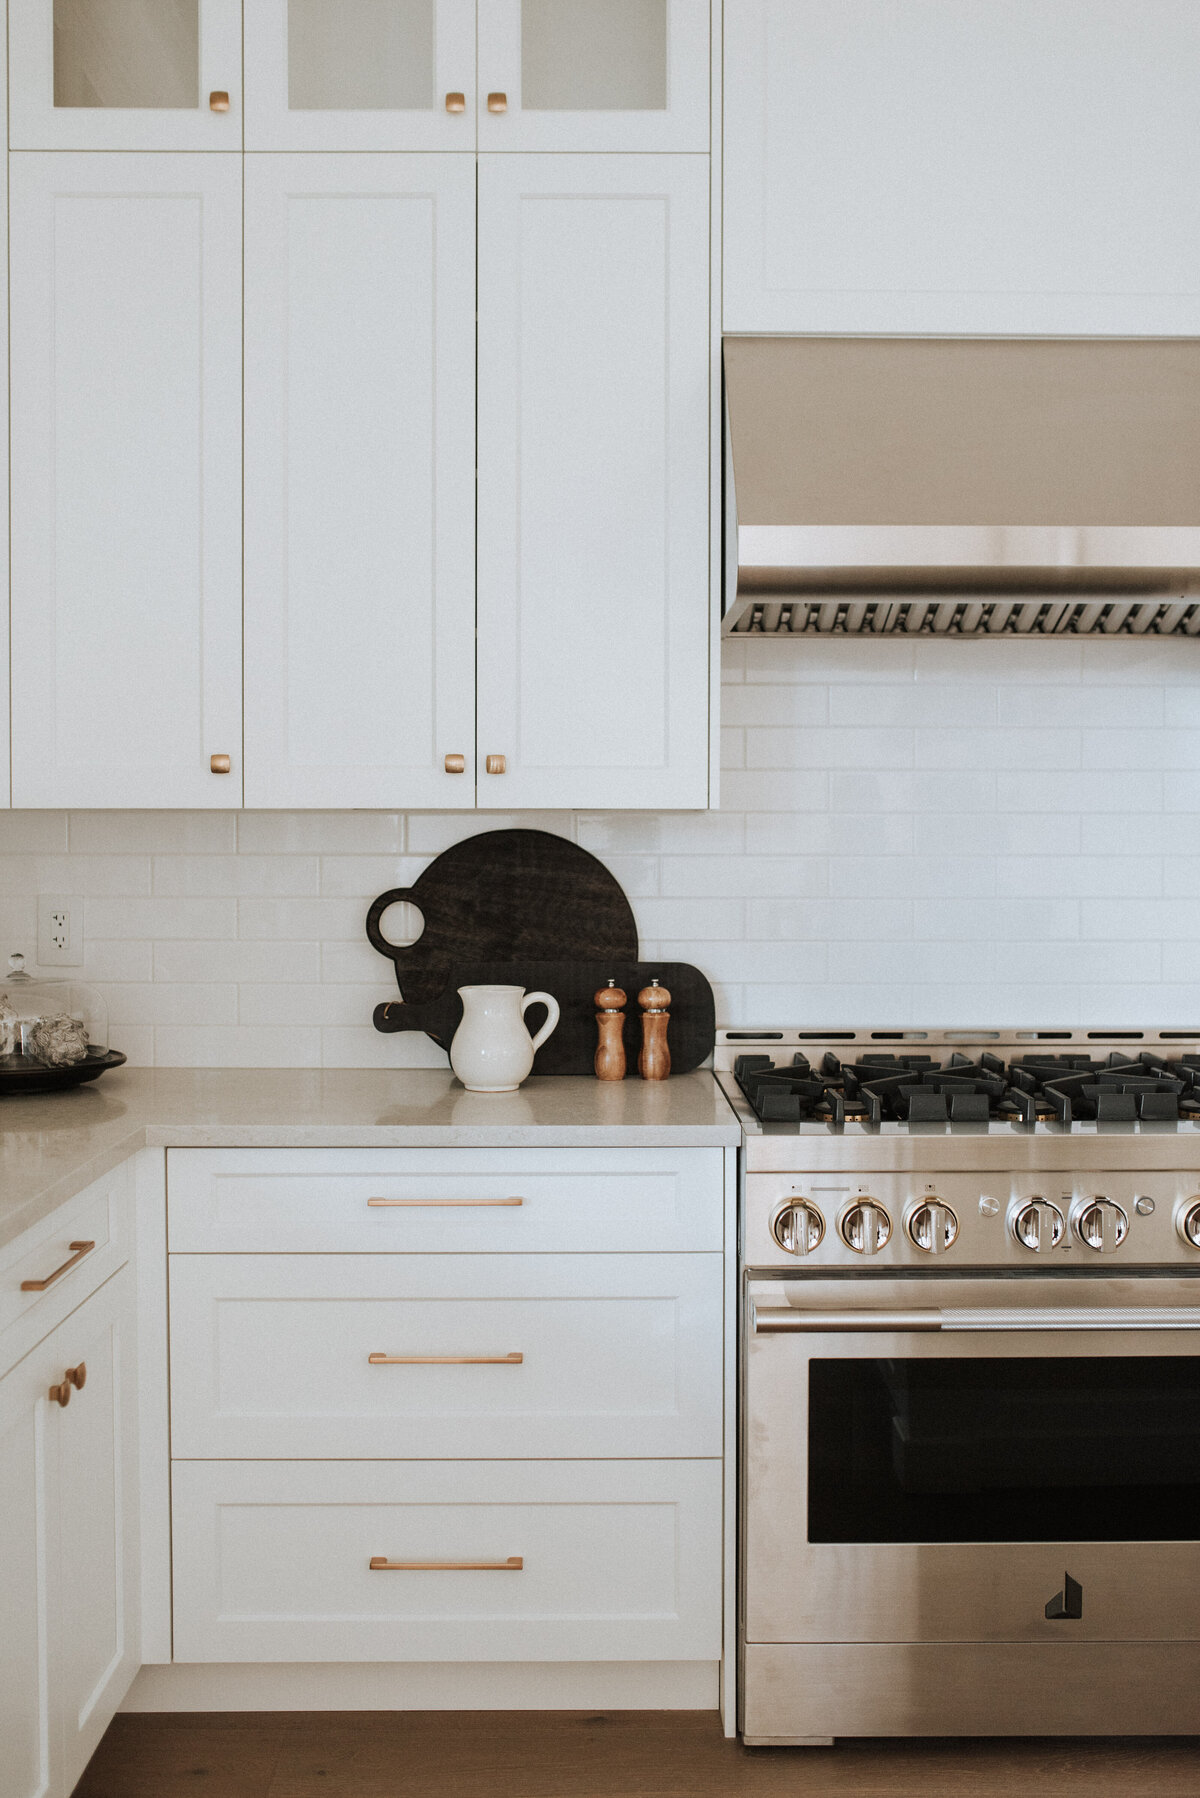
<box><xmin>72</xmin><ymin>1712</ymin><xmax>1200</xmax><ymax>1798</ymax></box>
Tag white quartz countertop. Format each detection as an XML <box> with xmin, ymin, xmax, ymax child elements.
<box><xmin>0</xmin><ymin>1066</ymin><xmax>740</xmax><ymax>1251</ymax></box>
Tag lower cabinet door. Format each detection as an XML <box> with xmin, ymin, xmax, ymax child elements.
<box><xmin>168</xmin><ymin>1252</ymin><xmax>723</xmax><ymax>1459</ymax></box>
<box><xmin>0</xmin><ymin>1337</ymin><xmax>59</xmax><ymax>1798</ymax></box>
<box><xmin>52</xmin><ymin>1271</ymin><xmax>140</xmax><ymax>1793</ymax></box>
<box><xmin>171</xmin><ymin>1459</ymin><xmax>722</xmax><ymax>1663</ymax></box>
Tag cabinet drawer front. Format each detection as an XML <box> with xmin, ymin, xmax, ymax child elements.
<box><xmin>167</xmin><ymin>1148</ymin><xmax>724</xmax><ymax>1253</ymax></box>
<box><xmin>169</xmin><ymin>1254</ymin><xmax>722</xmax><ymax>1460</ymax></box>
<box><xmin>0</xmin><ymin>1163</ymin><xmax>132</xmax><ymax>1379</ymax></box>
<box><xmin>171</xmin><ymin>1458</ymin><xmax>722</xmax><ymax>1664</ymax></box>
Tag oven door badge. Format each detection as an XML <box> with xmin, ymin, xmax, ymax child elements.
<box><xmin>1045</xmin><ymin>1572</ymin><xmax>1083</xmax><ymax>1620</ymax></box>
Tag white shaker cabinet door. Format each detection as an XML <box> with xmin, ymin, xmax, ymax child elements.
<box><xmin>0</xmin><ymin>1339</ymin><xmax>59</xmax><ymax>1798</ymax></box>
<box><xmin>10</xmin><ymin>154</ymin><xmax>243</xmax><ymax>809</ymax></box>
<box><xmin>476</xmin><ymin>0</ymin><xmax>709</xmax><ymax>151</ymax></box>
<box><xmin>243</xmin><ymin>156</ymin><xmax>476</xmax><ymax>808</ymax></box>
<box><xmin>724</xmin><ymin>0</ymin><xmax>1200</xmax><ymax>335</ymax></box>
<box><xmin>244</xmin><ymin>0</ymin><xmax>477</xmax><ymax>151</ymax></box>
<box><xmin>51</xmin><ymin>1269</ymin><xmax>140</xmax><ymax>1794</ymax></box>
<box><xmin>9</xmin><ymin>0</ymin><xmax>243</xmax><ymax>151</ymax></box>
<box><xmin>477</xmin><ymin>155</ymin><xmax>711</xmax><ymax>810</ymax></box>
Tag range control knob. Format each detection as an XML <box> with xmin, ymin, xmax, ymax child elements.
<box><xmin>907</xmin><ymin>1200</ymin><xmax>959</xmax><ymax>1255</ymax></box>
<box><xmin>1179</xmin><ymin>1200</ymin><xmax>1200</xmax><ymax>1248</ymax></box>
<box><xmin>1073</xmin><ymin>1197</ymin><xmax>1128</xmax><ymax>1254</ymax></box>
<box><xmin>1011</xmin><ymin>1198</ymin><xmax>1065</xmax><ymax>1253</ymax></box>
<box><xmin>840</xmin><ymin>1199</ymin><xmax>891</xmax><ymax>1256</ymax></box>
<box><xmin>771</xmin><ymin>1199</ymin><xmax>825</xmax><ymax>1257</ymax></box>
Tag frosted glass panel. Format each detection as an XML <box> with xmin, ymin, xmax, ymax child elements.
<box><xmin>288</xmin><ymin>0</ymin><xmax>435</xmax><ymax>111</ymax></box>
<box><xmin>521</xmin><ymin>0</ymin><xmax>667</xmax><ymax>111</ymax></box>
<box><xmin>54</xmin><ymin>0</ymin><xmax>199</xmax><ymax>108</ymax></box>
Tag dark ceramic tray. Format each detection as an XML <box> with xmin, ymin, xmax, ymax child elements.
<box><xmin>0</xmin><ymin>1046</ymin><xmax>127</xmax><ymax>1095</ymax></box>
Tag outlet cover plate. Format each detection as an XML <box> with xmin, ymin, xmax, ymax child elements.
<box><xmin>37</xmin><ymin>895</ymin><xmax>83</xmax><ymax>967</ymax></box>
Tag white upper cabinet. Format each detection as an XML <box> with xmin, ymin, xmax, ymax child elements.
<box><xmin>477</xmin><ymin>154</ymin><xmax>710</xmax><ymax>810</ymax></box>
<box><xmin>244</xmin><ymin>0</ymin><xmax>477</xmax><ymax>151</ymax></box>
<box><xmin>477</xmin><ymin>0</ymin><xmax>709</xmax><ymax>150</ymax></box>
<box><xmin>9</xmin><ymin>0</ymin><xmax>243</xmax><ymax>149</ymax></box>
<box><xmin>243</xmin><ymin>155</ymin><xmax>477</xmax><ymax>809</ymax></box>
<box><xmin>10</xmin><ymin>153</ymin><xmax>243</xmax><ymax>808</ymax></box>
<box><xmin>724</xmin><ymin>0</ymin><xmax>1200</xmax><ymax>335</ymax></box>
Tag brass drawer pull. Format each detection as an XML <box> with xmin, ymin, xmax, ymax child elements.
<box><xmin>210</xmin><ymin>753</ymin><xmax>231</xmax><ymax>774</ymax></box>
<box><xmin>48</xmin><ymin>1360</ymin><xmax>87</xmax><ymax>1407</ymax></box>
<box><xmin>21</xmin><ymin>1241</ymin><xmax>95</xmax><ymax>1292</ymax></box>
<box><xmin>67</xmin><ymin>1362</ymin><xmax>86</xmax><ymax>1390</ymax></box>
<box><xmin>209</xmin><ymin>90</ymin><xmax>230</xmax><ymax>112</ymax></box>
<box><xmin>48</xmin><ymin>1378</ymin><xmax>71</xmax><ymax>1407</ymax></box>
<box><xmin>368</xmin><ymin>1351</ymin><xmax>523</xmax><ymax>1365</ymax></box>
<box><xmin>485</xmin><ymin>753</ymin><xmax>506</xmax><ymax>775</ymax></box>
<box><xmin>444</xmin><ymin>92</ymin><xmax>466</xmax><ymax>114</ymax></box>
<box><xmin>370</xmin><ymin>1556</ymin><xmax>523</xmax><ymax>1572</ymax></box>
<box><xmin>486</xmin><ymin>92</ymin><xmax>507</xmax><ymax>113</ymax></box>
<box><xmin>367</xmin><ymin>1196</ymin><xmax>523</xmax><ymax>1208</ymax></box>
<box><xmin>444</xmin><ymin>753</ymin><xmax>466</xmax><ymax>773</ymax></box>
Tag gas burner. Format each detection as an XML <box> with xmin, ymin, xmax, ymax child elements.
<box><xmin>1011</xmin><ymin>1050</ymin><xmax>1200</xmax><ymax>1125</ymax></box>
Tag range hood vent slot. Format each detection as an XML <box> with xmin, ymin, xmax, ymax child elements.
<box><xmin>724</xmin><ymin>337</ymin><xmax>1200</xmax><ymax>639</ymax></box>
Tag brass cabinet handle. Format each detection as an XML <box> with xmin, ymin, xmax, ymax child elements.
<box><xmin>21</xmin><ymin>1241</ymin><xmax>95</xmax><ymax>1292</ymax></box>
<box><xmin>210</xmin><ymin>753</ymin><xmax>231</xmax><ymax>773</ymax></box>
<box><xmin>368</xmin><ymin>1351</ymin><xmax>523</xmax><ymax>1365</ymax></box>
<box><xmin>370</xmin><ymin>1555</ymin><xmax>522</xmax><ymax>1571</ymax></box>
<box><xmin>445</xmin><ymin>92</ymin><xmax>466</xmax><ymax>113</ymax></box>
<box><xmin>485</xmin><ymin>754</ymin><xmax>506</xmax><ymax>775</ymax></box>
<box><xmin>367</xmin><ymin>1196</ymin><xmax>523</xmax><ymax>1208</ymax></box>
<box><xmin>66</xmin><ymin>1362</ymin><xmax>87</xmax><ymax>1390</ymax></box>
<box><xmin>487</xmin><ymin>92</ymin><xmax>507</xmax><ymax>113</ymax></box>
<box><xmin>444</xmin><ymin>753</ymin><xmax>466</xmax><ymax>773</ymax></box>
<box><xmin>209</xmin><ymin>90</ymin><xmax>230</xmax><ymax>112</ymax></box>
<box><xmin>49</xmin><ymin>1379</ymin><xmax>71</xmax><ymax>1407</ymax></box>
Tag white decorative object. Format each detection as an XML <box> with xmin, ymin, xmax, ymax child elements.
<box><xmin>449</xmin><ymin>984</ymin><xmax>560</xmax><ymax>1093</ymax></box>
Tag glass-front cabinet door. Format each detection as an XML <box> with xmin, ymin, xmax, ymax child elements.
<box><xmin>477</xmin><ymin>0</ymin><xmax>708</xmax><ymax>150</ymax></box>
<box><xmin>244</xmin><ymin>0</ymin><xmax>476</xmax><ymax>150</ymax></box>
<box><xmin>9</xmin><ymin>0</ymin><xmax>243</xmax><ymax>148</ymax></box>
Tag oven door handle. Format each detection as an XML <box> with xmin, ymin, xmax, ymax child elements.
<box><xmin>752</xmin><ymin>1304</ymin><xmax>1200</xmax><ymax>1334</ymax></box>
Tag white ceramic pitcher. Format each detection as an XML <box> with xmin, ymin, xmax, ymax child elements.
<box><xmin>449</xmin><ymin>984</ymin><xmax>561</xmax><ymax>1093</ymax></box>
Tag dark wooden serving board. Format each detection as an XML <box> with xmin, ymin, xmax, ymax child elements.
<box><xmin>367</xmin><ymin>829</ymin><xmax>638</xmax><ymax>1005</ymax></box>
<box><xmin>373</xmin><ymin>962</ymin><xmax>716</xmax><ymax>1077</ymax></box>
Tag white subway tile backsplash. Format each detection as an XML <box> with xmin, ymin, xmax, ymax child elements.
<box><xmin>84</xmin><ymin>896</ymin><xmax>237</xmax><ymax>940</ymax></box>
<box><xmin>2</xmin><ymin>645</ymin><xmax>1193</xmax><ymax>1059</ymax></box>
<box><xmin>152</xmin><ymin>855</ymin><xmax>320</xmax><ymax>897</ymax></box>
<box><xmin>236</xmin><ymin>812</ymin><xmax>405</xmax><ymax>855</ymax></box>
<box><xmin>153</xmin><ymin>939</ymin><xmax>320</xmax><ymax>984</ymax></box>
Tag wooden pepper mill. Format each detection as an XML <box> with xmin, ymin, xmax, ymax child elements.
<box><xmin>638</xmin><ymin>979</ymin><xmax>671</xmax><ymax>1081</ymax></box>
<box><xmin>593</xmin><ymin>980</ymin><xmax>627</xmax><ymax>1081</ymax></box>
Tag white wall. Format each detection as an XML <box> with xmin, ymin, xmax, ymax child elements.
<box><xmin>2</xmin><ymin>635</ymin><xmax>1198</xmax><ymax>1066</ymax></box>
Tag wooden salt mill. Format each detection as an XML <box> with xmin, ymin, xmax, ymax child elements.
<box><xmin>638</xmin><ymin>979</ymin><xmax>671</xmax><ymax>1081</ymax></box>
<box><xmin>593</xmin><ymin>980</ymin><xmax>627</xmax><ymax>1081</ymax></box>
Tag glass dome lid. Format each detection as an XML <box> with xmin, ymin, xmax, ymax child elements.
<box><xmin>0</xmin><ymin>951</ymin><xmax>110</xmax><ymax>1070</ymax></box>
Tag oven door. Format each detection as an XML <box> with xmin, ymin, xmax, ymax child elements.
<box><xmin>744</xmin><ymin>1274</ymin><xmax>1200</xmax><ymax>1647</ymax></box>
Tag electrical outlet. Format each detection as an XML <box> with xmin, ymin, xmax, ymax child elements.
<box><xmin>37</xmin><ymin>895</ymin><xmax>83</xmax><ymax>967</ymax></box>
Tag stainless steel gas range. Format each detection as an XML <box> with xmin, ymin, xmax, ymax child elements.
<box><xmin>715</xmin><ymin>1027</ymin><xmax>1200</xmax><ymax>1746</ymax></box>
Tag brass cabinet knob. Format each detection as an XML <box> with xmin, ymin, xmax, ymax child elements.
<box><xmin>210</xmin><ymin>753</ymin><xmax>231</xmax><ymax>774</ymax></box>
<box><xmin>209</xmin><ymin>90</ymin><xmax>230</xmax><ymax>112</ymax></box>
<box><xmin>445</xmin><ymin>92</ymin><xmax>466</xmax><ymax>113</ymax></box>
<box><xmin>444</xmin><ymin>753</ymin><xmax>466</xmax><ymax>773</ymax></box>
<box><xmin>49</xmin><ymin>1379</ymin><xmax>70</xmax><ymax>1408</ymax></box>
<box><xmin>67</xmin><ymin>1362</ymin><xmax>86</xmax><ymax>1391</ymax></box>
<box><xmin>485</xmin><ymin>754</ymin><xmax>506</xmax><ymax>775</ymax></box>
<box><xmin>487</xmin><ymin>92</ymin><xmax>507</xmax><ymax>113</ymax></box>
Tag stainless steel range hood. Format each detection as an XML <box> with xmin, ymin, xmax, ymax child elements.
<box><xmin>723</xmin><ymin>336</ymin><xmax>1200</xmax><ymax>638</ymax></box>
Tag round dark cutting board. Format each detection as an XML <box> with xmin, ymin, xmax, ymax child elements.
<box><xmin>367</xmin><ymin>828</ymin><xmax>640</xmax><ymax>1005</ymax></box>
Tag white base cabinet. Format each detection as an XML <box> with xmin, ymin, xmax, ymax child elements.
<box><xmin>172</xmin><ymin>1458</ymin><xmax>722</xmax><ymax>1665</ymax></box>
<box><xmin>0</xmin><ymin>1266</ymin><xmax>140</xmax><ymax>1798</ymax></box>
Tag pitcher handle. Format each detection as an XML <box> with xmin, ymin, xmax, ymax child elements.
<box><xmin>522</xmin><ymin>991</ymin><xmax>560</xmax><ymax>1053</ymax></box>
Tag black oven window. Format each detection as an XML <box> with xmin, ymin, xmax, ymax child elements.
<box><xmin>808</xmin><ymin>1356</ymin><xmax>1200</xmax><ymax>1543</ymax></box>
